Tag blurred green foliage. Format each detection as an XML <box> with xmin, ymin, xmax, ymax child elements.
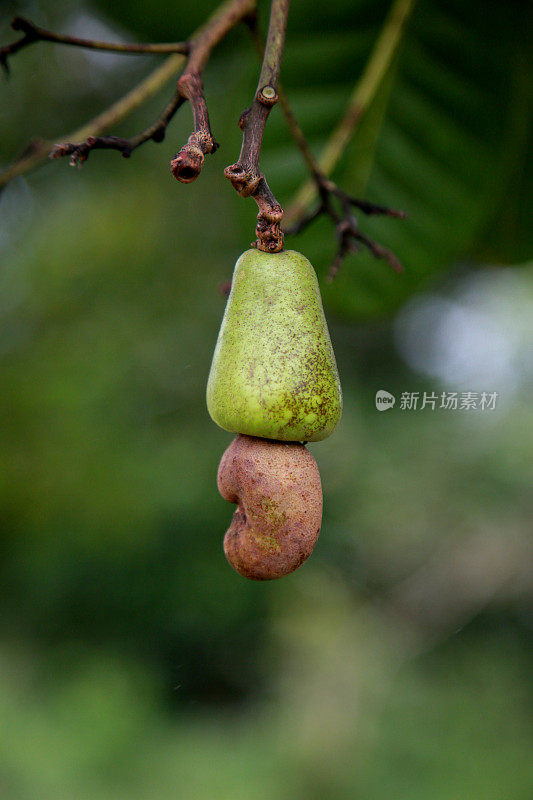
<box><xmin>0</xmin><ymin>0</ymin><xmax>532</xmax><ymax>798</ymax></box>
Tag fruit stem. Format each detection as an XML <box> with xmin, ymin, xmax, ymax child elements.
<box><xmin>224</xmin><ymin>0</ymin><xmax>290</xmax><ymax>253</ymax></box>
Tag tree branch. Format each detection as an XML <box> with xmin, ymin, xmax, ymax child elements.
<box><xmin>0</xmin><ymin>51</ymin><xmax>185</xmax><ymax>188</ymax></box>
<box><xmin>224</xmin><ymin>0</ymin><xmax>290</xmax><ymax>252</ymax></box>
<box><xmin>285</xmin><ymin>0</ymin><xmax>417</xmax><ymax>222</ymax></box>
<box><xmin>170</xmin><ymin>0</ymin><xmax>258</xmax><ymax>183</ymax></box>
<box><xmin>285</xmin><ymin>168</ymin><xmax>407</xmax><ymax>280</ymax></box>
<box><xmin>246</xmin><ymin>14</ymin><xmax>408</xmax><ymax>276</ymax></box>
<box><xmin>0</xmin><ymin>0</ymin><xmax>255</xmax><ymax>185</ymax></box>
<box><xmin>0</xmin><ymin>15</ymin><xmax>188</xmax><ymax>75</ymax></box>
<box><xmin>49</xmin><ymin>87</ymin><xmax>185</xmax><ymax>166</ymax></box>
<box><xmin>273</xmin><ymin>0</ymin><xmax>415</xmax><ymax>277</ymax></box>
<box><xmin>47</xmin><ymin>0</ymin><xmax>254</xmax><ymax>174</ymax></box>
<box><xmin>1</xmin><ymin>0</ymin><xmax>412</xmax><ymax>273</ymax></box>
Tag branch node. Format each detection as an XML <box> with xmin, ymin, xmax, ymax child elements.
<box><xmin>257</xmin><ymin>85</ymin><xmax>278</xmax><ymax>106</ymax></box>
<box><xmin>238</xmin><ymin>108</ymin><xmax>251</xmax><ymax>130</ymax></box>
<box><xmin>223</xmin><ymin>164</ymin><xmax>261</xmax><ymax>197</ymax></box>
<box><xmin>151</xmin><ymin>128</ymin><xmax>166</xmax><ymax>143</ymax></box>
<box><xmin>11</xmin><ymin>16</ymin><xmax>34</xmax><ymax>35</ymax></box>
<box><xmin>255</xmin><ymin>210</ymin><xmax>284</xmax><ymax>253</ymax></box>
<box><xmin>171</xmin><ymin>142</ymin><xmax>204</xmax><ymax>183</ymax></box>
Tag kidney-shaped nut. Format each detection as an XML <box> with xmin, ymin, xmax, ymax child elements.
<box><xmin>217</xmin><ymin>434</ymin><xmax>323</xmax><ymax>580</ymax></box>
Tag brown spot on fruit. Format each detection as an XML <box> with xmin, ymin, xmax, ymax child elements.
<box><xmin>217</xmin><ymin>434</ymin><xmax>323</xmax><ymax>580</ymax></box>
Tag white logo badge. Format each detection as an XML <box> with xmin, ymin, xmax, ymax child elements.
<box><xmin>375</xmin><ymin>390</ymin><xmax>395</xmax><ymax>411</ymax></box>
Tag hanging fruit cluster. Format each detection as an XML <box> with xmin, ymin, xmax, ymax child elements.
<box><xmin>207</xmin><ymin>248</ymin><xmax>342</xmax><ymax>580</ymax></box>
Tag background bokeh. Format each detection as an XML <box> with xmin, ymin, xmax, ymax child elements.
<box><xmin>1</xmin><ymin>0</ymin><xmax>532</xmax><ymax>797</ymax></box>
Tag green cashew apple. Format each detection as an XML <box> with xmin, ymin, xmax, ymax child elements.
<box><xmin>207</xmin><ymin>249</ymin><xmax>342</xmax><ymax>442</ymax></box>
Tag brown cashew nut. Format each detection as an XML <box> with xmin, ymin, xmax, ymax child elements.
<box><xmin>217</xmin><ymin>434</ymin><xmax>323</xmax><ymax>580</ymax></box>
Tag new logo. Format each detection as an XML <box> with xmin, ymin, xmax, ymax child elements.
<box><xmin>375</xmin><ymin>390</ymin><xmax>396</xmax><ymax>411</ymax></box>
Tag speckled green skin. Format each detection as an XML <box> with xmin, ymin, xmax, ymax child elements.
<box><xmin>207</xmin><ymin>249</ymin><xmax>342</xmax><ymax>442</ymax></box>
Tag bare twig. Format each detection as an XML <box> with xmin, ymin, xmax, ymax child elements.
<box><xmin>0</xmin><ymin>52</ymin><xmax>186</xmax><ymax>188</ymax></box>
<box><xmin>276</xmin><ymin>85</ymin><xmax>406</xmax><ymax>277</ymax></box>
<box><xmin>0</xmin><ymin>15</ymin><xmax>188</xmax><ymax>75</ymax></box>
<box><xmin>49</xmin><ymin>87</ymin><xmax>185</xmax><ymax>166</ymax></box>
<box><xmin>225</xmin><ymin>0</ymin><xmax>290</xmax><ymax>252</ymax></box>
<box><xmin>170</xmin><ymin>73</ymin><xmax>215</xmax><ymax>183</ymax></box>
<box><xmin>0</xmin><ymin>0</ymin><xmax>255</xmax><ymax>184</ymax></box>
<box><xmin>275</xmin><ymin>0</ymin><xmax>414</xmax><ymax>277</ymax></box>
<box><xmin>49</xmin><ymin>88</ymin><xmax>183</xmax><ymax>168</ymax></box>
<box><xmin>171</xmin><ymin>0</ymin><xmax>257</xmax><ymax>182</ymax></box>
<box><xmin>285</xmin><ymin>0</ymin><xmax>417</xmax><ymax>222</ymax></box>
<box><xmin>47</xmin><ymin>0</ymin><xmax>254</xmax><ymax>173</ymax></box>
<box><xmin>247</xmin><ymin>18</ymin><xmax>407</xmax><ymax>275</ymax></box>
<box><xmin>169</xmin><ymin>0</ymin><xmax>258</xmax><ymax>183</ymax></box>
<box><xmin>285</xmin><ymin>171</ymin><xmax>406</xmax><ymax>279</ymax></box>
